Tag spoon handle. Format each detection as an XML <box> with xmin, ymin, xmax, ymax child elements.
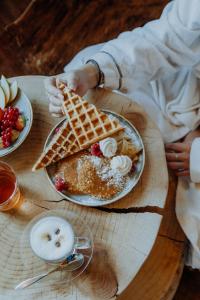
<box><xmin>14</xmin><ymin>253</ymin><xmax>83</xmax><ymax>290</ymax></box>
<box><xmin>15</xmin><ymin>267</ymin><xmax>58</xmax><ymax>290</ymax></box>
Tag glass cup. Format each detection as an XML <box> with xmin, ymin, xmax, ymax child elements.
<box><xmin>20</xmin><ymin>210</ymin><xmax>93</xmax><ymax>286</ymax></box>
<box><xmin>29</xmin><ymin>216</ymin><xmax>91</xmax><ymax>266</ymax></box>
<box><xmin>0</xmin><ymin>161</ymin><xmax>23</xmax><ymax>211</ymax></box>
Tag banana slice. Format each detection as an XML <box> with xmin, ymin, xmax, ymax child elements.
<box><xmin>9</xmin><ymin>80</ymin><xmax>18</xmax><ymax>103</ymax></box>
<box><xmin>1</xmin><ymin>75</ymin><xmax>10</xmax><ymax>105</ymax></box>
<box><xmin>0</xmin><ymin>86</ymin><xmax>6</xmax><ymax>109</ymax></box>
<box><xmin>30</xmin><ymin>216</ymin><xmax>75</xmax><ymax>262</ymax></box>
<box><xmin>118</xmin><ymin>137</ymin><xmax>142</xmax><ymax>160</ymax></box>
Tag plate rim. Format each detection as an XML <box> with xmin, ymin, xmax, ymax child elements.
<box><xmin>0</xmin><ymin>89</ymin><xmax>33</xmax><ymax>157</ymax></box>
<box><xmin>44</xmin><ymin>109</ymin><xmax>145</xmax><ymax>207</ymax></box>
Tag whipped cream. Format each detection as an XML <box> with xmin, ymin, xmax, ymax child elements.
<box><xmin>110</xmin><ymin>155</ymin><xmax>132</xmax><ymax>176</ymax></box>
<box><xmin>99</xmin><ymin>137</ymin><xmax>117</xmax><ymax>158</ymax></box>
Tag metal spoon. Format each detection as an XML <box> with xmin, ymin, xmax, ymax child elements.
<box><xmin>14</xmin><ymin>253</ymin><xmax>84</xmax><ymax>290</ymax></box>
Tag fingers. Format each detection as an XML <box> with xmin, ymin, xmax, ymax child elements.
<box><xmin>57</xmin><ymin>71</ymin><xmax>79</xmax><ymax>91</ymax></box>
<box><xmin>49</xmin><ymin>95</ymin><xmax>63</xmax><ymax>107</ymax></box>
<box><xmin>51</xmin><ymin>113</ymin><xmax>63</xmax><ymax>118</ymax></box>
<box><xmin>44</xmin><ymin>77</ymin><xmax>64</xmax><ymax>98</ymax></box>
<box><xmin>175</xmin><ymin>170</ymin><xmax>190</xmax><ymax>177</ymax></box>
<box><xmin>48</xmin><ymin>94</ymin><xmax>64</xmax><ymax>117</ymax></box>
<box><xmin>45</xmin><ymin>70</ymin><xmax>86</xmax><ymax>117</ymax></box>
<box><xmin>165</xmin><ymin>152</ymin><xmax>189</xmax><ymax>162</ymax></box>
<box><xmin>167</xmin><ymin>161</ymin><xmax>189</xmax><ymax>170</ymax></box>
<box><xmin>165</xmin><ymin>143</ymin><xmax>190</xmax><ymax>153</ymax></box>
<box><xmin>167</xmin><ymin>160</ymin><xmax>190</xmax><ymax>177</ymax></box>
<box><xmin>49</xmin><ymin>103</ymin><xmax>63</xmax><ymax>115</ymax></box>
<box><xmin>60</xmin><ymin>75</ymin><xmax>78</xmax><ymax>91</ymax></box>
<box><xmin>165</xmin><ymin>142</ymin><xmax>190</xmax><ymax>178</ymax></box>
<box><xmin>45</xmin><ymin>77</ymin><xmax>65</xmax><ymax>117</ymax></box>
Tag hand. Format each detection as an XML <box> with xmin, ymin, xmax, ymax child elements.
<box><xmin>45</xmin><ymin>64</ymin><xmax>99</xmax><ymax>117</ymax></box>
<box><xmin>165</xmin><ymin>142</ymin><xmax>191</xmax><ymax>177</ymax></box>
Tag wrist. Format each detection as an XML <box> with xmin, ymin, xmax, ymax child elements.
<box><xmin>80</xmin><ymin>63</ymin><xmax>99</xmax><ymax>89</ymax></box>
<box><xmin>85</xmin><ymin>59</ymin><xmax>105</xmax><ymax>87</ymax></box>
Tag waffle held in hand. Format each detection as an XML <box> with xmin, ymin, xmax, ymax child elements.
<box><xmin>32</xmin><ymin>83</ymin><xmax>123</xmax><ymax>171</ymax></box>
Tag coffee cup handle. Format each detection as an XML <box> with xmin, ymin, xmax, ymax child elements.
<box><xmin>74</xmin><ymin>237</ymin><xmax>91</xmax><ymax>250</ymax></box>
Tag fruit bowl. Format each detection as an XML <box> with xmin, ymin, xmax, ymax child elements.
<box><xmin>0</xmin><ymin>76</ymin><xmax>33</xmax><ymax>157</ymax></box>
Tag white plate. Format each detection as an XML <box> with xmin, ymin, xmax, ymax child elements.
<box><xmin>0</xmin><ymin>89</ymin><xmax>33</xmax><ymax>157</ymax></box>
<box><xmin>45</xmin><ymin>110</ymin><xmax>145</xmax><ymax>207</ymax></box>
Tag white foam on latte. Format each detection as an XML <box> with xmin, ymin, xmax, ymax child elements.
<box><xmin>30</xmin><ymin>216</ymin><xmax>75</xmax><ymax>262</ymax></box>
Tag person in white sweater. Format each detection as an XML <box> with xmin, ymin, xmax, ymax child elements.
<box><xmin>45</xmin><ymin>0</ymin><xmax>200</xmax><ymax>268</ymax></box>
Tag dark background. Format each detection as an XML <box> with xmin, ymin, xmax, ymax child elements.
<box><xmin>0</xmin><ymin>1</ymin><xmax>199</xmax><ymax>299</ymax></box>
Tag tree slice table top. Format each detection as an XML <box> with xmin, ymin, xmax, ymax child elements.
<box><xmin>0</xmin><ymin>76</ymin><xmax>186</xmax><ymax>300</ymax></box>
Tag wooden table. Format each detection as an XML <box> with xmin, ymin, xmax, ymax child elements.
<box><xmin>0</xmin><ymin>76</ymin><xmax>186</xmax><ymax>300</ymax></box>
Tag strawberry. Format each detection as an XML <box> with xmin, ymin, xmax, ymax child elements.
<box><xmin>15</xmin><ymin>115</ymin><xmax>26</xmax><ymax>131</ymax></box>
<box><xmin>54</xmin><ymin>177</ymin><xmax>68</xmax><ymax>192</ymax></box>
<box><xmin>91</xmin><ymin>143</ymin><xmax>102</xmax><ymax>157</ymax></box>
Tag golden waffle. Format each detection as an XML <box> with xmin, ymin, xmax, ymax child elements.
<box><xmin>32</xmin><ymin>121</ymin><xmax>80</xmax><ymax>171</ymax></box>
<box><xmin>33</xmin><ymin>82</ymin><xmax>123</xmax><ymax>170</ymax></box>
<box><xmin>57</xmin><ymin>82</ymin><xmax>123</xmax><ymax>149</ymax></box>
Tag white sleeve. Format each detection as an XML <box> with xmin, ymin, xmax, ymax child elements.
<box><xmin>90</xmin><ymin>0</ymin><xmax>200</xmax><ymax>90</ymax></box>
<box><xmin>190</xmin><ymin>138</ymin><xmax>200</xmax><ymax>183</ymax></box>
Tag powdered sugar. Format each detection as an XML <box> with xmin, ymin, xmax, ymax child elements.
<box><xmin>89</xmin><ymin>156</ymin><xmax>102</xmax><ymax>168</ymax></box>
<box><xmin>103</xmin><ymin>167</ymin><xmax>127</xmax><ymax>188</ymax></box>
<box><xmin>77</xmin><ymin>155</ymin><xmax>127</xmax><ymax>190</ymax></box>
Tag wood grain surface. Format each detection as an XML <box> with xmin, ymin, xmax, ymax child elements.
<box><xmin>0</xmin><ymin>0</ymin><xmax>169</xmax><ymax>77</ymax></box>
<box><xmin>0</xmin><ymin>76</ymin><xmax>185</xmax><ymax>300</ymax></box>
<box><xmin>0</xmin><ymin>0</ymin><xmax>196</xmax><ymax>298</ymax></box>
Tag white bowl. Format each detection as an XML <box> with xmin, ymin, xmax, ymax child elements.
<box><xmin>0</xmin><ymin>89</ymin><xmax>33</xmax><ymax>157</ymax></box>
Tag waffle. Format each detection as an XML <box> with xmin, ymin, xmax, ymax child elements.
<box><xmin>57</xmin><ymin>82</ymin><xmax>123</xmax><ymax>149</ymax></box>
<box><xmin>32</xmin><ymin>120</ymin><xmax>80</xmax><ymax>171</ymax></box>
<box><xmin>33</xmin><ymin>82</ymin><xmax>123</xmax><ymax>170</ymax></box>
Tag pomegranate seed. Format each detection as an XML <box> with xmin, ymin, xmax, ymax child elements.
<box><xmin>0</xmin><ymin>106</ymin><xmax>21</xmax><ymax>148</ymax></box>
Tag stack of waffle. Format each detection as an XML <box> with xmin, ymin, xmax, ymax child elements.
<box><xmin>32</xmin><ymin>82</ymin><xmax>123</xmax><ymax>171</ymax></box>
